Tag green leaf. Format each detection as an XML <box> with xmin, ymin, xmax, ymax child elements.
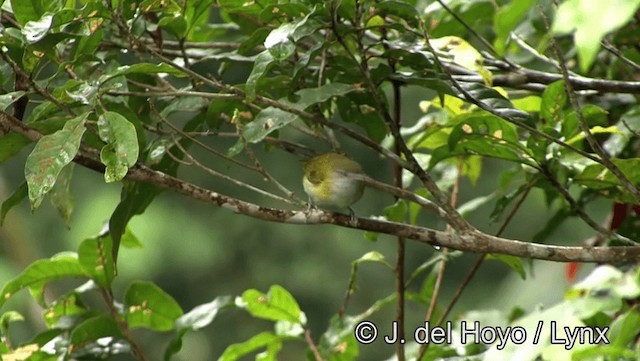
<box><xmin>430</xmin><ymin>36</ymin><xmax>489</xmax><ymax>81</ymax></box>
<box><xmin>97</xmin><ymin>111</ymin><xmax>139</xmax><ymax>183</ymax></box>
<box><xmin>0</xmin><ymin>132</ymin><xmax>32</xmax><ymax>164</ymax></box>
<box><xmin>78</xmin><ymin>235</ymin><xmax>115</xmax><ymax>287</ymax></box>
<box><xmin>0</xmin><ymin>311</ymin><xmax>24</xmax><ymax>336</ymax></box>
<box><xmin>240</xmin><ymin>107</ymin><xmax>297</xmax><ymax>145</ymax></box>
<box><xmin>511</xmin><ymin>95</ymin><xmax>541</xmax><ymax>112</ymax></box>
<box><xmin>336</xmin><ymin>92</ymin><xmax>388</xmax><ymax>142</ymax></box>
<box><xmin>109</xmin><ymin>182</ymin><xmax>162</xmax><ymax>262</ymax></box>
<box><xmin>457</xmin><ymin>193</ymin><xmax>494</xmax><ymax>217</ymax></box>
<box><xmin>165</xmin><ymin>296</ymin><xmax>234</xmax><ymax>360</ymax></box>
<box><xmin>574</xmin><ymin>158</ymin><xmax>640</xmax><ymax>199</ymax></box>
<box><xmin>0</xmin><ymin>253</ymin><xmax>85</xmax><ymax>309</ymax></box>
<box><xmin>486</xmin><ymin>254</ymin><xmax>526</xmax><ymax>280</ymax></box>
<box><xmin>10</xmin><ymin>0</ymin><xmax>49</xmax><ymax>25</ymax></box>
<box><xmin>493</xmin><ymin>0</ymin><xmax>535</xmax><ymax>55</ymax></box>
<box><xmin>374</xmin><ymin>1</ymin><xmax>420</xmax><ymax>27</ymax></box>
<box><xmin>384</xmin><ymin>200</ymin><xmax>407</xmax><ymax>222</ymax></box>
<box><xmin>540</xmin><ymin>81</ymin><xmax>566</xmax><ymax>124</ymax></box>
<box><xmin>553</xmin><ymin>0</ymin><xmax>640</xmax><ymax>71</ymax></box>
<box><xmin>246</xmin><ymin>50</ymin><xmax>275</xmax><ymax>100</ymax></box>
<box><xmin>429</xmin><ymin>114</ymin><xmax>534</xmax><ymax>168</ymax></box>
<box><xmin>25</xmin><ymin>113</ymin><xmax>88</xmax><ymax>210</ymax></box>
<box><xmin>293</xmin><ymin>83</ymin><xmax>357</xmax><ymax>109</ymax></box>
<box><xmin>49</xmin><ymin>163</ymin><xmax>74</xmax><ymax>227</ymax></box>
<box><xmin>176</xmin><ymin>296</ymin><xmax>234</xmax><ymax>331</ymax></box>
<box><xmin>121</xmin><ymin>227</ymin><xmax>144</xmax><ymax>249</ymax></box>
<box><xmin>104</xmin><ymin>63</ymin><xmax>187</xmax><ymax>80</ymax></box>
<box><xmin>42</xmin><ymin>293</ymin><xmax>86</xmax><ymax>328</ymax></box>
<box><xmin>218</xmin><ymin>332</ymin><xmax>281</xmax><ymax>361</ymax></box>
<box><xmin>71</xmin><ymin>28</ymin><xmax>103</xmax><ymax>60</ymax></box>
<box><xmin>0</xmin><ymin>91</ymin><xmax>26</xmax><ymax>111</ymax></box>
<box><xmin>608</xmin><ymin>308</ymin><xmax>640</xmax><ymax>348</ymax></box>
<box><xmin>241</xmin><ymin>285</ymin><xmax>302</xmax><ymax>324</ymax></box>
<box><xmin>69</xmin><ymin>314</ymin><xmax>123</xmax><ymax>345</ymax></box>
<box><xmin>1</xmin><ymin>182</ymin><xmax>28</xmax><ymax>226</ymax></box>
<box><xmin>264</xmin><ymin>11</ymin><xmax>315</xmax><ymax>61</ymax></box>
<box><xmin>23</xmin><ymin>13</ymin><xmax>53</xmax><ymax>43</ymax></box>
<box><xmin>124</xmin><ymin>281</ymin><xmax>183</xmax><ymax>331</ymax></box>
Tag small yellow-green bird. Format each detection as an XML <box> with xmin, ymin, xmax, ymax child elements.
<box><xmin>302</xmin><ymin>153</ymin><xmax>365</xmax><ymax>217</ymax></box>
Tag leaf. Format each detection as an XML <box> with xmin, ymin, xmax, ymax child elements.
<box><xmin>0</xmin><ymin>91</ymin><xmax>27</xmax><ymax>111</ymax></box>
<box><xmin>429</xmin><ymin>114</ymin><xmax>535</xmax><ymax>168</ymax></box>
<box><xmin>566</xmin><ymin>125</ymin><xmax>621</xmax><ymax>146</ymax></box>
<box><xmin>165</xmin><ymin>296</ymin><xmax>234</xmax><ymax>360</ymax></box>
<box><xmin>0</xmin><ymin>132</ymin><xmax>32</xmax><ymax>165</ymax></box>
<box><xmin>390</xmin><ymin>73</ymin><xmax>530</xmax><ymax>123</ymax></box>
<box><xmin>336</xmin><ymin>92</ymin><xmax>388</xmax><ymax>142</ymax></box>
<box><xmin>109</xmin><ymin>182</ymin><xmax>162</xmax><ymax>262</ymax></box>
<box><xmin>241</xmin><ymin>285</ymin><xmax>302</xmax><ymax>324</ymax></box>
<box><xmin>486</xmin><ymin>254</ymin><xmax>526</xmax><ymax>280</ymax></box>
<box><xmin>540</xmin><ymin>80</ymin><xmax>566</xmax><ymax>124</ymax></box>
<box><xmin>23</xmin><ymin>13</ymin><xmax>53</xmax><ymax>43</ymax></box>
<box><xmin>0</xmin><ymin>311</ymin><xmax>24</xmax><ymax>336</ymax></box>
<box><xmin>176</xmin><ymin>296</ymin><xmax>234</xmax><ymax>331</ymax></box>
<box><xmin>374</xmin><ymin>0</ymin><xmax>419</xmax><ymax>27</ymax></box>
<box><xmin>97</xmin><ymin>111</ymin><xmax>139</xmax><ymax>183</ymax></box>
<box><xmin>49</xmin><ymin>163</ymin><xmax>74</xmax><ymax>227</ymax></box>
<box><xmin>430</xmin><ymin>36</ymin><xmax>489</xmax><ymax>84</ymax></box>
<box><xmin>245</xmin><ymin>50</ymin><xmax>275</xmax><ymax>100</ymax></box>
<box><xmin>553</xmin><ymin>0</ymin><xmax>640</xmax><ymax>72</ymax></box>
<box><xmin>218</xmin><ymin>332</ymin><xmax>281</xmax><ymax>361</ymax></box>
<box><xmin>384</xmin><ymin>200</ymin><xmax>407</xmax><ymax>222</ymax></box>
<box><xmin>493</xmin><ymin>0</ymin><xmax>536</xmax><ymax>55</ymax></box>
<box><xmin>25</xmin><ymin>113</ymin><xmax>88</xmax><ymax>210</ymax></box>
<box><xmin>608</xmin><ymin>308</ymin><xmax>640</xmax><ymax>348</ymax></box>
<box><xmin>457</xmin><ymin>193</ymin><xmax>495</xmax><ymax>217</ymax></box>
<box><xmin>69</xmin><ymin>314</ymin><xmax>123</xmax><ymax>345</ymax></box>
<box><xmin>574</xmin><ymin>158</ymin><xmax>640</xmax><ymax>199</ymax></box>
<box><xmin>0</xmin><ymin>253</ymin><xmax>85</xmax><ymax>309</ymax></box>
<box><xmin>78</xmin><ymin>235</ymin><xmax>115</xmax><ymax>287</ymax></box>
<box><xmin>121</xmin><ymin>227</ymin><xmax>144</xmax><ymax>249</ymax></box>
<box><xmin>10</xmin><ymin>0</ymin><xmax>48</xmax><ymax>25</ymax></box>
<box><xmin>0</xmin><ymin>182</ymin><xmax>28</xmax><ymax>226</ymax></box>
<box><xmin>104</xmin><ymin>63</ymin><xmax>187</xmax><ymax>80</ymax></box>
<box><xmin>293</xmin><ymin>83</ymin><xmax>357</xmax><ymax>109</ymax></box>
<box><xmin>240</xmin><ymin>107</ymin><xmax>297</xmax><ymax>145</ymax></box>
<box><xmin>42</xmin><ymin>293</ymin><xmax>87</xmax><ymax>328</ymax></box>
<box><xmin>124</xmin><ymin>281</ymin><xmax>183</xmax><ymax>331</ymax></box>
<box><xmin>264</xmin><ymin>11</ymin><xmax>314</xmax><ymax>61</ymax></box>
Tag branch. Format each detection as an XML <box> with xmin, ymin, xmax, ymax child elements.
<box><xmin>2</xmin><ymin>111</ymin><xmax>639</xmax><ymax>263</ymax></box>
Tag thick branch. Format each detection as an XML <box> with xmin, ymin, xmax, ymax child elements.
<box><xmin>2</xmin><ymin>111</ymin><xmax>639</xmax><ymax>263</ymax></box>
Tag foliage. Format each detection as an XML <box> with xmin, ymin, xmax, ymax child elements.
<box><xmin>0</xmin><ymin>0</ymin><xmax>639</xmax><ymax>360</ymax></box>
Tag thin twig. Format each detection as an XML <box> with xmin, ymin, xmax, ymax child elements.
<box><xmin>304</xmin><ymin>329</ymin><xmax>325</xmax><ymax>361</ymax></box>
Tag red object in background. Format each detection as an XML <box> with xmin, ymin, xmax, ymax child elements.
<box><xmin>565</xmin><ymin>262</ymin><xmax>580</xmax><ymax>283</ymax></box>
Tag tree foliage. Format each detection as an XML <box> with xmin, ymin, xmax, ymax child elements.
<box><xmin>0</xmin><ymin>0</ymin><xmax>639</xmax><ymax>360</ymax></box>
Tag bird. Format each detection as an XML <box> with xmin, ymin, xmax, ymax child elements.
<box><xmin>302</xmin><ymin>152</ymin><xmax>365</xmax><ymax>221</ymax></box>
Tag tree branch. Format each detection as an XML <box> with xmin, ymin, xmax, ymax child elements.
<box><xmin>2</xmin><ymin>111</ymin><xmax>639</xmax><ymax>263</ymax></box>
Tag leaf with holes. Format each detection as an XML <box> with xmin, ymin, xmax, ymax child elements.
<box><xmin>25</xmin><ymin>113</ymin><xmax>88</xmax><ymax>210</ymax></box>
<box><xmin>78</xmin><ymin>235</ymin><xmax>115</xmax><ymax>288</ymax></box>
<box><xmin>241</xmin><ymin>285</ymin><xmax>302</xmax><ymax>324</ymax></box>
<box><xmin>98</xmin><ymin>112</ymin><xmax>139</xmax><ymax>183</ymax></box>
<box><xmin>125</xmin><ymin>281</ymin><xmax>183</xmax><ymax>331</ymax></box>
<box><xmin>430</xmin><ymin>114</ymin><xmax>534</xmax><ymax>168</ymax></box>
